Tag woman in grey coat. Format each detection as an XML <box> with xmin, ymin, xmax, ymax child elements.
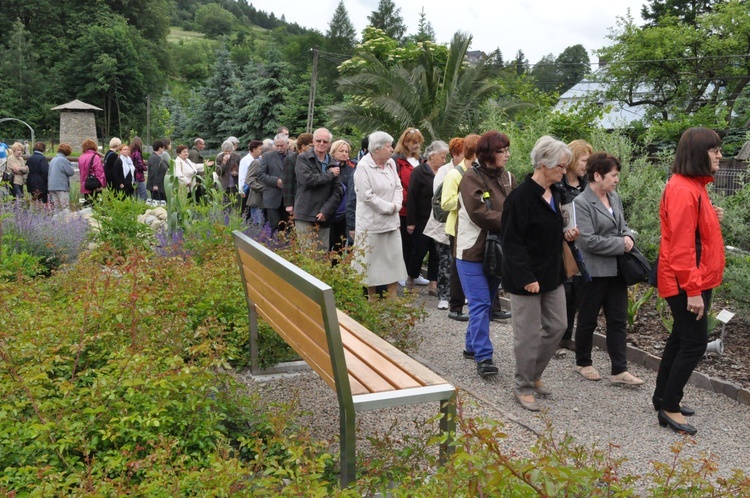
<box><xmin>47</xmin><ymin>143</ymin><xmax>75</xmax><ymax>210</ymax></box>
<box><xmin>572</xmin><ymin>152</ymin><xmax>643</xmax><ymax>386</ymax></box>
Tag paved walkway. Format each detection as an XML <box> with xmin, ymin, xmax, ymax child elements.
<box><xmin>244</xmin><ymin>287</ymin><xmax>750</xmax><ymax>483</ymax></box>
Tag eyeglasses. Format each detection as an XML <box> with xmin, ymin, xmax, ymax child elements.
<box><xmin>496</xmin><ymin>148</ymin><xmax>510</xmax><ymax>155</ymax></box>
<box><xmin>709</xmin><ymin>146</ymin><xmax>722</xmax><ymax>154</ymax></box>
<box><xmin>314</xmin><ymin>139</ymin><xmax>330</xmax><ymax>145</ymax></box>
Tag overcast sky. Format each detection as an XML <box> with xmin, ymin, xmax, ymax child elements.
<box><xmin>248</xmin><ymin>0</ymin><xmax>646</xmax><ymax>67</ymax></box>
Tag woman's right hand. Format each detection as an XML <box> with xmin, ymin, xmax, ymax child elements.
<box><xmin>524</xmin><ymin>281</ymin><xmax>540</xmax><ymax>293</ymax></box>
<box><xmin>687</xmin><ymin>295</ymin><xmax>705</xmax><ymax>320</ymax></box>
<box><xmin>623</xmin><ymin>236</ymin><xmax>634</xmax><ymax>252</ymax></box>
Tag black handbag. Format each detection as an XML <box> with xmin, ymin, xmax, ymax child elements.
<box><xmin>84</xmin><ymin>172</ymin><xmax>101</xmax><ymax>191</ymax></box>
<box><xmin>2</xmin><ymin>168</ymin><xmax>12</xmax><ymax>183</ymax></box>
<box><xmin>472</xmin><ymin>166</ymin><xmax>504</xmax><ymax>278</ymax></box>
<box><xmin>617</xmin><ymin>246</ymin><xmax>651</xmax><ymax>285</ymax></box>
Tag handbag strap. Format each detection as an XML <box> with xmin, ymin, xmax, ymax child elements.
<box><xmin>471</xmin><ymin>165</ymin><xmax>494</xmax><ymax>211</ymax></box>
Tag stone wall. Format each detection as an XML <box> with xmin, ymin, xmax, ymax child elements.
<box><xmin>59</xmin><ymin>112</ymin><xmax>98</xmax><ymax>152</ymax></box>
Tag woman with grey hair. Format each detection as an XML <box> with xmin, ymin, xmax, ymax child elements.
<box><xmin>215</xmin><ymin>139</ymin><xmax>242</xmax><ymax>207</ymax></box>
<box><xmin>352</xmin><ymin>131</ymin><xmax>408</xmax><ymax>299</ymax></box>
<box><xmin>405</xmin><ymin>140</ymin><xmax>449</xmax><ymax>292</ymax></box>
<box><xmin>500</xmin><ymin>135</ymin><xmax>580</xmax><ymax>410</ymax></box>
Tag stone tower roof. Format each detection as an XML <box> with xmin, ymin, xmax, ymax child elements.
<box><xmin>51</xmin><ymin>99</ymin><xmax>102</xmax><ymax>111</ymax></box>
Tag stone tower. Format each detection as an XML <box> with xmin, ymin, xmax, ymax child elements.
<box><xmin>51</xmin><ymin>99</ymin><xmax>102</xmax><ymax>152</ymax></box>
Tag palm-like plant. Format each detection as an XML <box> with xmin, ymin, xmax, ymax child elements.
<box><xmin>328</xmin><ymin>31</ymin><xmax>497</xmax><ymax>142</ymax></box>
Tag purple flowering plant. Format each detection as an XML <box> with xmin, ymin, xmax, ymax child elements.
<box><xmin>0</xmin><ymin>199</ymin><xmax>90</xmax><ymax>272</ymax></box>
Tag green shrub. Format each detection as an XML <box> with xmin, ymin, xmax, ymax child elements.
<box><xmin>91</xmin><ymin>190</ymin><xmax>153</xmax><ymax>259</ymax></box>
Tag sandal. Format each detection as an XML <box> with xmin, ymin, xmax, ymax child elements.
<box><xmin>575</xmin><ymin>365</ymin><xmax>601</xmax><ymax>381</ymax></box>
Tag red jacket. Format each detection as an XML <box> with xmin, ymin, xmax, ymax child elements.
<box><xmin>657</xmin><ymin>174</ymin><xmax>724</xmax><ymax>298</ymax></box>
<box><xmin>395</xmin><ymin>155</ymin><xmax>414</xmax><ymax>217</ymax></box>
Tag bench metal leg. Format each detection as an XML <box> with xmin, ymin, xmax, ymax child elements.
<box><xmin>339</xmin><ymin>404</ymin><xmax>357</xmax><ymax>487</ymax></box>
<box><xmin>248</xmin><ymin>305</ymin><xmax>261</xmax><ymax>375</ymax></box>
<box><xmin>439</xmin><ymin>393</ymin><xmax>456</xmax><ymax>464</ymax></box>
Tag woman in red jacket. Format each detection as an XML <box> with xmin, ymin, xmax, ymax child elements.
<box><xmin>653</xmin><ymin>127</ymin><xmax>725</xmax><ymax>436</ymax></box>
<box><xmin>393</xmin><ymin>127</ymin><xmax>424</xmax><ymax>279</ymax></box>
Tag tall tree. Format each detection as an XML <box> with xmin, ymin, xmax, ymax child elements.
<box><xmin>329</xmin><ymin>31</ymin><xmax>498</xmax><ymax>142</ymax></box>
<box><xmin>232</xmin><ymin>48</ymin><xmax>291</xmax><ymax>141</ymax></box>
<box><xmin>189</xmin><ymin>45</ymin><xmax>238</xmax><ymax>146</ymax></box>
<box><xmin>367</xmin><ymin>0</ymin><xmax>407</xmax><ymax>44</ymax></box>
<box><xmin>530</xmin><ymin>54</ymin><xmax>559</xmax><ymax>93</ymax></box>
<box><xmin>641</xmin><ymin>0</ymin><xmax>717</xmax><ymax>26</ymax></box>
<box><xmin>326</xmin><ymin>0</ymin><xmax>357</xmax><ymax>52</ymax></box>
<box><xmin>512</xmin><ymin>50</ymin><xmax>529</xmax><ymax>76</ymax></box>
<box><xmin>556</xmin><ymin>44</ymin><xmax>590</xmax><ymax>94</ymax></box>
<box><xmin>415</xmin><ymin>7</ymin><xmax>436</xmax><ymax>43</ymax></box>
<box><xmin>597</xmin><ymin>1</ymin><xmax>750</xmax><ymax>127</ymax></box>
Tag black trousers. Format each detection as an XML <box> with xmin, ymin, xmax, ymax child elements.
<box><xmin>574</xmin><ymin>276</ymin><xmax>629</xmax><ymax>375</ymax></box>
<box><xmin>407</xmin><ymin>221</ymin><xmax>438</xmax><ymax>280</ymax></box>
<box><xmin>265</xmin><ymin>204</ymin><xmax>290</xmax><ymax>233</ymax></box>
<box><xmin>561</xmin><ymin>278</ymin><xmax>580</xmax><ymax>340</ymax></box>
<box><xmin>654</xmin><ymin>289</ymin><xmax>712</xmax><ymax>412</ymax></box>
<box><xmin>400</xmin><ymin>215</ymin><xmax>412</xmax><ymax>268</ymax></box>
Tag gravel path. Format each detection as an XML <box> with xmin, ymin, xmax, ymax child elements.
<box><xmin>242</xmin><ymin>287</ymin><xmax>750</xmax><ymax>482</ymax></box>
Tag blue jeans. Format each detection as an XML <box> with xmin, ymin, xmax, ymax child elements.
<box><xmin>456</xmin><ymin>259</ymin><xmax>500</xmax><ymax>362</ymax></box>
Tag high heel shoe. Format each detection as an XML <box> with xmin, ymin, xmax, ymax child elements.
<box><xmin>652</xmin><ymin>397</ymin><xmax>695</xmax><ymax>416</ymax></box>
<box><xmin>657</xmin><ymin>410</ymin><xmax>697</xmax><ymax>435</ymax></box>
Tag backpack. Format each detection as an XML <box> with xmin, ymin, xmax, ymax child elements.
<box><xmin>431</xmin><ymin>165</ymin><xmax>466</xmax><ymax>223</ymax></box>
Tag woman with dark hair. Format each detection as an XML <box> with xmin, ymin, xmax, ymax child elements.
<box><xmin>652</xmin><ymin>127</ymin><xmax>725</xmax><ymax>435</ymax></box>
<box><xmin>130</xmin><ymin>136</ymin><xmax>148</xmax><ymax>201</ymax></box>
<box><xmin>393</xmin><ymin>127</ymin><xmax>426</xmax><ymax>283</ymax></box>
<box><xmin>48</xmin><ymin>143</ymin><xmax>75</xmax><ymax>210</ymax></box>
<box><xmin>111</xmin><ymin>143</ymin><xmax>135</xmax><ymax>197</ymax></box>
<box><xmin>500</xmin><ymin>136</ymin><xmax>579</xmax><ymax>411</ymax></box>
<box><xmin>26</xmin><ymin>142</ymin><xmax>49</xmax><ymax>203</ymax></box>
<box><xmin>79</xmin><ymin>139</ymin><xmax>106</xmax><ymax>205</ymax></box>
<box><xmin>572</xmin><ymin>153</ymin><xmax>643</xmax><ymax>386</ymax></box>
<box><xmin>557</xmin><ymin>139</ymin><xmax>593</xmax><ymax>350</ymax></box>
<box><xmin>455</xmin><ymin>130</ymin><xmax>517</xmax><ymax>378</ymax></box>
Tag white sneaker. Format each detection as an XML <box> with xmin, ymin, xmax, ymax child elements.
<box><xmin>398</xmin><ymin>280</ymin><xmax>406</xmax><ymax>287</ymax></box>
<box><xmin>437</xmin><ymin>300</ymin><xmax>449</xmax><ymax>310</ymax></box>
<box><xmin>414</xmin><ymin>276</ymin><xmax>430</xmax><ymax>285</ymax></box>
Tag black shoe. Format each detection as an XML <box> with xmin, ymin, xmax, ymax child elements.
<box><xmin>477</xmin><ymin>359</ymin><xmax>498</xmax><ymax>378</ymax></box>
<box><xmin>448</xmin><ymin>311</ymin><xmax>469</xmax><ymax>322</ymax></box>
<box><xmin>463</xmin><ymin>350</ymin><xmax>475</xmax><ymax>359</ymax></box>
<box><xmin>657</xmin><ymin>410</ymin><xmax>697</xmax><ymax>435</ymax></box>
<box><xmin>558</xmin><ymin>339</ymin><xmax>575</xmax><ymax>351</ymax></box>
<box><xmin>652</xmin><ymin>397</ymin><xmax>695</xmax><ymax>416</ymax></box>
<box><xmin>491</xmin><ymin>310</ymin><xmax>511</xmax><ymax>320</ymax></box>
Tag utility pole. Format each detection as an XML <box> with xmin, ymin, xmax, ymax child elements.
<box><xmin>306</xmin><ymin>46</ymin><xmax>319</xmax><ymax>133</ymax></box>
<box><xmin>146</xmin><ymin>94</ymin><xmax>151</xmax><ymax>149</ymax></box>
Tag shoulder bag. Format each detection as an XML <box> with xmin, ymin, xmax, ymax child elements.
<box><xmin>473</xmin><ymin>166</ymin><xmax>503</xmax><ymax>279</ymax></box>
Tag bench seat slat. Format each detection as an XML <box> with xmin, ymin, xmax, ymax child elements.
<box><xmin>337</xmin><ymin>310</ymin><xmax>448</xmax><ymax>386</ymax></box>
<box><xmin>340</xmin><ymin>328</ymin><xmax>424</xmax><ymax>391</ymax></box>
<box><xmin>239</xmin><ymin>252</ymin><xmax>325</xmax><ymax>327</ymax></box>
<box><xmin>342</xmin><ymin>348</ymin><xmax>410</xmax><ymax>393</ymax></box>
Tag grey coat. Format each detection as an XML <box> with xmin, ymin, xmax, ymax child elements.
<box><xmin>244</xmin><ymin>158</ymin><xmax>264</xmax><ymax>208</ymax></box>
<box><xmin>294</xmin><ymin>149</ymin><xmax>342</xmax><ymax>222</ymax></box>
<box><xmin>258</xmin><ymin>150</ymin><xmax>286</xmax><ymax>209</ymax></box>
<box><xmin>48</xmin><ymin>153</ymin><xmax>75</xmax><ymax>192</ymax></box>
<box><xmin>573</xmin><ymin>186</ymin><xmax>634</xmax><ymax>277</ymax></box>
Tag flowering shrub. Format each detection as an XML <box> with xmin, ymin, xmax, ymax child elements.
<box><xmin>0</xmin><ymin>199</ymin><xmax>89</xmax><ymax>274</ymax></box>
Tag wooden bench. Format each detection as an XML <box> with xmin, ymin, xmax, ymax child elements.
<box><xmin>232</xmin><ymin>230</ymin><xmax>456</xmax><ymax>487</ymax></box>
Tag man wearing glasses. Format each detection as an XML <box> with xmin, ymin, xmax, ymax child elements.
<box><xmin>294</xmin><ymin>128</ymin><xmax>342</xmax><ymax>248</ymax></box>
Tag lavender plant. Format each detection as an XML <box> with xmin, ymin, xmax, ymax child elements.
<box><xmin>0</xmin><ymin>199</ymin><xmax>89</xmax><ymax>272</ymax></box>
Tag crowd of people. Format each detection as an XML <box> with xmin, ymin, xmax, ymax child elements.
<box><xmin>0</xmin><ymin>125</ymin><xmax>725</xmax><ymax>435</ymax></box>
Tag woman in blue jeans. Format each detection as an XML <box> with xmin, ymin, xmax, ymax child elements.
<box><xmin>455</xmin><ymin>130</ymin><xmax>516</xmax><ymax>378</ymax></box>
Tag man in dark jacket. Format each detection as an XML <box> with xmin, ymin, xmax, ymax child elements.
<box><xmin>258</xmin><ymin>133</ymin><xmax>290</xmax><ymax>232</ymax></box>
<box><xmin>294</xmin><ymin>127</ymin><xmax>342</xmax><ymax>249</ymax></box>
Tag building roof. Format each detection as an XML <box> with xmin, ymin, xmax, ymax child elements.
<box><xmin>51</xmin><ymin>99</ymin><xmax>103</xmax><ymax>111</ymax></box>
<box><xmin>555</xmin><ymin>68</ymin><xmax>647</xmax><ymax>129</ymax></box>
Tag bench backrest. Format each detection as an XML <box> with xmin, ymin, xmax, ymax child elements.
<box><xmin>233</xmin><ymin>231</ymin><xmax>353</xmax><ymax>401</ymax></box>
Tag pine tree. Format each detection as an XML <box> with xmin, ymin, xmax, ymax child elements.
<box><xmin>232</xmin><ymin>47</ymin><xmax>291</xmax><ymax>141</ymax></box>
<box><xmin>326</xmin><ymin>0</ymin><xmax>357</xmax><ymax>52</ymax></box>
<box><xmin>367</xmin><ymin>0</ymin><xmax>407</xmax><ymax>43</ymax></box>
<box><xmin>415</xmin><ymin>7</ymin><xmax>435</xmax><ymax>43</ymax></box>
<box><xmin>189</xmin><ymin>45</ymin><xmax>238</xmax><ymax>146</ymax></box>
<box><xmin>556</xmin><ymin>44</ymin><xmax>590</xmax><ymax>94</ymax></box>
<box><xmin>513</xmin><ymin>50</ymin><xmax>529</xmax><ymax>76</ymax></box>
